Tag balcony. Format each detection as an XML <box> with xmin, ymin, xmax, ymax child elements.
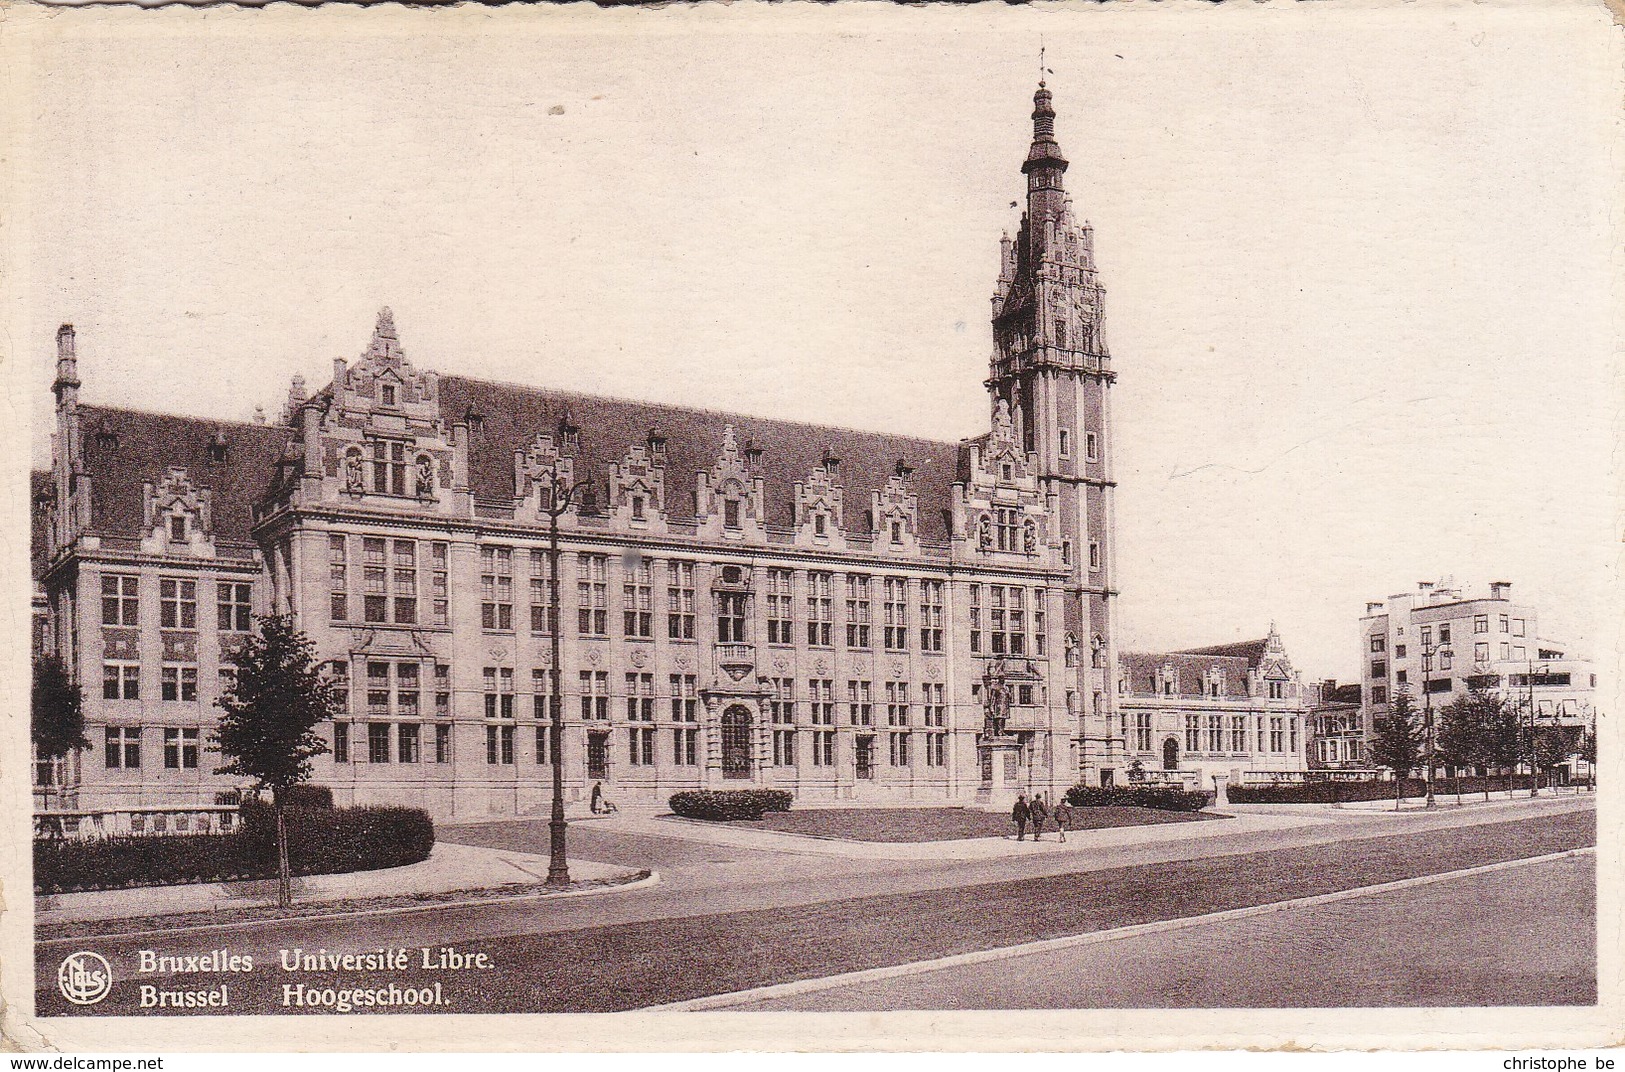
<box><xmin>715</xmin><ymin>643</ymin><xmax>756</xmax><ymax>682</ymax></box>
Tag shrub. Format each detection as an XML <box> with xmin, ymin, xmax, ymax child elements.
<box><xmin>35</xmin><ymin>804</ymin><xmax>434</xmax><ymax>894</ymax></box>
<box><xmin>668</xmin><ymin>789</ymin><xmax>792</xmax><ymax>821</ymax></box>
<box><xmin>1063</xmin><ymin>785</ymin><xmax>1211</xmax><ymax>812</ymax></box>
<box><xmin>276</xmin><ymin>784</ymin><xmax>334</xmax><ymax>809</ymax></box>
<box><xmin>1226</xmin><ymin>774</ymin><xmax>1540</xmax><ymax>804</ymax></box>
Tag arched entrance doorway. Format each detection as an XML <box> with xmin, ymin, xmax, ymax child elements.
<box><xmin>1162</xmin><ymin>737</ymin><xmax>1180</xmax><ymax>771</ymax></box>
<box><xmin>721</xmin><ymin>705</ymin><xmax>754</xmax><ymax>779</ymax></box>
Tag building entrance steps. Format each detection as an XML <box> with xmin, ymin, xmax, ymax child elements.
<box><xmin>35</xmin><ymin>841</ymin><xmax>641</xmax><ymax>925</ymax></box>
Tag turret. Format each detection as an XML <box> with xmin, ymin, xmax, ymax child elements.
<box><xmin>53</xmin><ymin>324</ymin><xmax>80</xmax><ymax>409</ymax></box>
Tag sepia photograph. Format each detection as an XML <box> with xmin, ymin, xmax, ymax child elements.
<box><xmin>3</xmin><ymin>0</ymin><xmax>1618</xmax><ymax>1053</ymax></box>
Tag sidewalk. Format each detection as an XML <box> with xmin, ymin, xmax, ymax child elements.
<box><xmin>35</xmin><ymin>841</ymin><xmax>641</xmax><ymax>925</ymax></box>
<box><xmin>1229</xmin><ymin>788</ymin><xmax>1597</xmax><ymax>816</ymax></box>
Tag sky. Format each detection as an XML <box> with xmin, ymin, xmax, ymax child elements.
<box><xmin>13</xmin><ymin>4</ymin><xmax>1619</xmax><ymax>682</ymax></box>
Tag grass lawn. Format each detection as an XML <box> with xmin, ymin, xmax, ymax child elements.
<box><xmin>714</xmin><ymin>806</ymin><xmax>1216</xmax><ymax>842</ymax></box>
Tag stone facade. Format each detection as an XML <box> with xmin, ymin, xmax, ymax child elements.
<box><xmin>34</xmin><ymin>85</ymin><xmax>1139</xmax><ymax>820</ymax></box>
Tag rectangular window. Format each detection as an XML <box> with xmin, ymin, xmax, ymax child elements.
<box><xmin>1205</xmin><ymin>714</ymin><xmax>1223</xmax><ymax>753</ymax></box>
<box><xmin>806</xmin><ymin>572</ymin><xmax>833</xmax><ymax>646</ymax></box>
<box><xmin>773</xmin><ymin>728</ymin><xmax>797</xmax><ymax>767</ymax></box>
<box><xmin>919</xmin><ymin>580</ymin><xmax>944</xmax><ymax>652</ymax></box>
<box><xmin>1474</xmin><ymin>615</ymin><xmax>1488</xmax><ymax>634</ymax></box>
<box><xmin>847</xmin><ymin>679</ymin><xmax>872</xmax><ymax>726</ymax></box>
<box><xmin>1085</xmin><ymin>432</ymin><xmax>1099</xmax><ymax>461</ymax></box>
<box><xmin>969</xmin><ymin>584</ymin><xmax>982</xmax><ymax>654</ymax></box>
<box><xmin>482</xmin><ymin>666</ymin><xmax>515</xmax><ymax>719</ymax></box>
<box><xmin>1420</xmin><ymin>626</ymin><xmax>1433</xmax><ymax>648</ymax></box>
<box><xmin>673</xmin><ymin>727</ymin><xmax>699</xmax><ymax>766</ymax></box>
<box><xmin>1270</xmin><ymin>718</ymin><xmax>1285</xmax><ymax>753</ymax></box>
<box><xmin>1058</xmin><ymin>429</ymin><xmax>1070</xmax><ymax>458</ymax></box>
<box><xmin>368</xmin><ymin>723</ymin><xmax>391</xmax><ymax>764</ymax></box>
<box><xmin>370</xmin><ymin>439</ymin><xmax>407</xmax><ymax>496</ymax></box>
<box><xmin>1088</xmin><ymin>541</ymin><xmax>1101</xmax><ymax>571</ymax></box>
<box><xmin>580</xmin><ymin>670</ymin><xmax>609</xmax><ymax>720</ymax></box>
<box><xmin>392</xmin><ymin>540</ymin><xmax>418</xmax><ymax>625</ymax></box>
<box><xmin>623</xmin><ymin>558</ymin><xmax>654</xmax><ymax>638</ymax></box>
<box><xmin>1230</xmin><ymin>716</ymin><xmax>1247</xmax><ymax>753</ymax></box>
<box><xmin>217</xmin><ymin>582</ymin><xmax>253</xmax><ymax>632</ymax></box>
<box><xmin>577</xmin><ymin>555</ymin><xmax>608</xmax><ymax>635</ymax></box>
<box><xmin>1185</xmin><ymin>714</ymin><xmax>1200</xmax><ymax>753</ymax></box>
<box><xmin>159</xmin><ymin>578</ymin><xmax>198</xmax><ymax>630</ymax></box>
<box><xmin>769</xmin><ymin>678</ymin><xmax>796</xmax><ymax>726</ymax></box>
<box><xmin>1395</xmin><ymin>644</ymin><xmax>1407</xmax><ymax>658</ymax></box>
<box><xmin>398</xmin><ymin>723</ymin><xmax>420</xmax><ymax>764</ymax></box>
<box><xmin>1370</xmin><ymin>661</ymin><xmax>1386</xmax><ymax>679</ymax></box>
<box><xmin>883</xmin><ymin>578</ymin><xmax>909</xmax><ymax>650</ymax></box>
<box><xmin>1371</xmin><ymin>685</ymin><xmax>1388</xmax><ymax>705</ymax></box>
<box><xmin>485</xmin><ymin>724</ymin><xmax>515</xmax><ymax>765</ymax></box>
<box><xmin>532</xmin><ymin>668</ymin><xmax>561</xmax><ymax>721</ymax></box>
<box><xmin>1475</xmin><ymin>642</ymin><xmax>1490</xmax><ymax>662</ymax></box>
<box><xmin>766</xmin><ymin>569</ymin><xmax>794</xmax><ymax>645</ymax></box>
<box><xmin>330</xmin><ymin>536</ymin><xmax>349</xmax><ymax>621</ymax></box>
<box><xmin>1439</xmin><ymin>624</ymin><xmax>1451</xmax><ymax>644</ymax></box>
<box><xmin>1513</xmin><ymin>618</ymin><xmax>1526</xmax><ymax>637</ymax></box>
<box><xmin>667</xmin><ymin>561</ymin><xmax>696</xmax><ymax>640</ymax></box>
<box><xmin>162</xmin><ymin>728</ymin><xmax>200</xmax><ymax>770</ymax></box>
<box><xmin>1499</xmin><ymin>614</ymin><xmax>1510</xmax><ymax>633</ymax></box>
<box><xmin>626</xmin><ymin>673</ymin><xmax>655</xmax><ymax>721</ymax></box>
<box><xmin>480</xmin><ymin>546</ymin><xmax>514</xmax><ymax>631</ymax></box>
<box><xmin>435</xmin><ymin>723</ymin><xmax>453</xmax><ymax>764</ymax></box>
<box><xmin>628</xmin><ymin>727</ymin><xmax>656</xmax><ymax>766</ymax></box>
<box><xmin>889</xmin><ymin>732</ymin><xmax>911</xmax><ymax>767</ymax></box>
<box><xmin>103</xmin><ymin>662</ymin><xmax>140</xmax><ymax>700</ymax></box>
<box><xmin>529</xmin><ymin>577</ymin><xmax>559</xmax><ymax>635</ymax></box>
<box><xmin>1034</xmin><ymin>588</ymin><xmax>1047</xmax><ymax>657</ymax></box>
<box><xmin>1135</xmin><ymin>712</ymin><xmax>1153</xmax><ymax>752</ymax></box>
<box><xmin>885</xmin><ymin>681</ymin><xmax>910</xmax><ymax>727</ymax></box>
<box><xmin>669</xmin><ymin>674</ymin><xmax>698</xmax><ymax>722</ymax></box>
<box><xmin>431</xmin><ymin>542</ymin><xmax>449</xmax><ymax>626</ymax></box>
<box><xmin>101</xmin><ymin>574</ymin><xmax>140</xmax><ymax>626</ymax></box>
<box><xmin>922</xmin><ymin>682</ymin><xmax>946</xmax><ymax>728</ymax></box>
<box><xmin>1370</xmin><ymin>635</ymin><xmax>1386</xmax><ymax>653</ymax></box>
<box><xmin>105</xmin><ymin>726</ymin><xmax>141</xmax><ymax>769</ymax></box>
<box><xmin>160</xmin><ymin>665</ymin><xmax>198</xmax><ymax>702</ymax></box>
<box><xmin>845</xmin><ymin>575</ymin><xmax>872</xmax><ymax>648</ymax></box>
<box><xmin>535</xmin><ymin>724</ymin><xmax>560</xmax><ymax>765</ymax></box>
<box><xmin>809</xmin><ymin>678</ymin><xmax>835</xmax><ymax>726</ymax></box>
<box><xmin>811</xmin><ymin>730</ymin><xmax>836</xmax><ymax>767</ymax></box>
<box><xmin>717</xmin><ymin>590</ymin><xmax>749</xmax><ymax>643</ymax></box>
<box><xmin>333</xmin><ymin>722</ymin><xmax>350</xmax><ymax>763</ymax></box>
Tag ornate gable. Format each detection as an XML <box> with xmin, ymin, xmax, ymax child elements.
<box><xmin>871</xmin><ymin>459</ymin><xmax>920</xmax><ymax>555</ymax></box>
<box><xmin>608</xmin><ymin>440</ymin><xmax>667</xmax><ymax>532</ymax></box>
<box><xmin>141</xmin><ymin>467</ymin><xmax>214</xmax><ymax>555</ymax></box>
<box><xmin>696</xmin><ymin>425</ymin><xmax>766</xmax><ymax>542</ymax></box>
<box><xmin>957</xmin><ymin>399</ymin><xmax>1052</xmax><ymax>562</ymax></box>
<box><xmin>514</xmin><ymin>431</ymin><xmax>578</xmax><ymax>522</ymax></box>
<box><xmin>793</xmin><ymin>449</ymin><xmax>846</xmax><ymax>549</ymax></box>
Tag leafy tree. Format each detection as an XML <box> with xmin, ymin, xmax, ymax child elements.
<box><xmin>1439</xmin><ymin>685</ymin><xmax>1498</xmax><ymax>801</ymax></box>
<box><xmin>1531</xmin><ymin>725</ymin><xmax>1577</xmax><ymax>791</ymax></box>
<box><xmin>32</xmin><ymin>652</ymin><xmax>87</xmax><ymax>811</ymax></box>
<box><xmin>1481</xmin><ymin>696</ymin><xmax>1525</xmax><ymax>798</ymax></box>
<box><xmin>1369</xmin><ymin>689</ymin><xmax>1423</xmax><ymax>810</ymax></box>
<box><xmin>212</xmin><ymin>614</ymin><xmax>343</xmax><ymax>907</ymax></box>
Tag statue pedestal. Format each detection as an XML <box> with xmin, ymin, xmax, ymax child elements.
<box><xmin>974</xmin><ymin>735</ymin><xmax>1024</xmax><ymax>811</ymax></box>
<box><xmin>1210</xmin><ymin>773</ymin><xmax>1229</xmax><ymax>810</ymax></box>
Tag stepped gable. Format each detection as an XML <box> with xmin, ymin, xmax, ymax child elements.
<box><xmin>1119</xmin><ymin>650</ymin><xmax>1253</xmax><ymax>697</ymax></box>
<box><xmin>75</xmin><ymin>405</ymin><xmax>295</xmax><ymax>542</ymax></box>
<box><xmin>438</xmin><ymin>376</ymin><xmax>964</xmax><ymax>542</ymax></box>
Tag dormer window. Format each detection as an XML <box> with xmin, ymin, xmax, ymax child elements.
<box><xmin>207</xmin><ymin>433</ymin><xmax>229</xmax><ymax>464</ymax></box>
<box><xmin>890</xmin><ymin>520</ymin><xmax>903</xmax><ymax>544</ymax></box>
<box><xmin>380</xmin><ymin>384</ymin><xmax>397</xmax><ymax>408</ymax></box>
<box><xmin>724</xmin><ymin>499</ymin><xmax>741</xmax><ymax>530</ymax></box>
<box><xmin>814</xmin><ymin>513</ymin><xmax>826</xmax><ymax>537</ymax></box>
<box><xmin>631</xmin><ymin>495</ymin><xmax>645</xmax><ymax>521</ymax></box>
<box><xmin>371</xmin><ymin>440</ymin><xmax>407</xmax><ymax>496</ymax></box>
<box><xmin>169</xmin><ymin>516</ymin><xmax>186</xmax><ymax>542</ymax></box>
<box><xmin>1001</xmin><ymin>463</ymin><xmax>1013</xmax><ymax>482</ymax></box>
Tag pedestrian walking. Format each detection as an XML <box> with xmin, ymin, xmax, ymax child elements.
<box><xmin>1029</xmin><ymin>792</ymin><xmax>1049</xmax><ymax>842</ymax></box>
<box><xmin>1012</xmin><ymin>793</ymin><xmax>1030</xmax><ymax>841</ymax></box>
<box><xmin>590</xmin><ymin>781</ymin><xmax>605</xmax><ymax>814</ymax></box>
<box><xmin>1053</xmin><ymin>798</ymin><xmax>1073</xmax><ymax>843</ymax></box>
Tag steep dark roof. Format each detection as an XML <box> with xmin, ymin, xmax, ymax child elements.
<box><xmin>76</xmin><ymin>405</ymin><xmax>295</xmax><ymax>543</ymax></box>
<box><xmin>1119</xmin><ymin>650</ymin><xmax>1253</xmax><ymax>698</ymax></box>
<box><xmin>1174</xmin><ymin>638</ymin><xmax>1270</xmax><ymax>666</ymax></box>
<box><xmin>438</xmin><ymin>376</ymin><xmax>965</xmax><ymax>542</ymax></box>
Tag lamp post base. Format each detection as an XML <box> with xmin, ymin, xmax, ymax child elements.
<box><xmin>545</xmin><ymin>817</ymin><xmax>571</xmax><ymax>887</ymax></box>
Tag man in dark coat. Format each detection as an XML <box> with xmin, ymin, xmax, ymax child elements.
<box><xmin>1029</xmin><ymin>792</ymin><xmax>1050</xmax><ymax>842</ymax></box>
<box><xmin>1012</xmin><ymin>793</ymin><xmax>1030</xmax><ymax>841</ymax></box>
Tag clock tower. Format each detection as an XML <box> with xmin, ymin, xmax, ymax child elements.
<box><xmin>989</xmin><ymin>81</ymin><xmax>1123</xmax><ymax>784</ymax></box>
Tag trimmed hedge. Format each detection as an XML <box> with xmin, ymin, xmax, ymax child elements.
<box><xmin>669</xmin><ymin>789</ymin><xmax>792</xmax><ymax>821</ymax></box>
<box><xmin>275</xmin><ymin>784</ymin><xmax>335</xmax><ymax>809</ymax></box>
<box><xmin>35</xmin><ymin>803</ymin><xmax>434</xmax><ymax>894</ymax></box>
<box><xmin>1227</xmin><ymin>775</ymin><xmax>1544</xmax><ymax>804</ymax></box>
<box><xmin>1064</xmin><ymin>785</ymin><xmax>1212</xmax><ymax>812</ymax></box>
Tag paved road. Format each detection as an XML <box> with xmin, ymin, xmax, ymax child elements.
<box><xmin>32</xmin><ymin>799</ymin><xmax>1593</xmax><ymax>1015</ymax></box>
<box><xmin>731</xmin><ymin>854</ymin><xmax>1596</xmax><ymax>1009</ymax></box>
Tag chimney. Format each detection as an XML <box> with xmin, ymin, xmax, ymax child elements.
<box><xmin>1490</xmin><ymin>581</ymin><xmax>1511</xmax><ymax>600</ymax></box>
<box><xmin>743</xmin><ymin>439</ymin><xmax>764</xmax><ymax>469</ymax></box>
<box><xmin>53</xmin><ymin>324</ymin><xmax>81</xmax><ymax>406</ymax></box>
<box><xmin>1365</xmin><ymin>601</ymin><xmax>1383</xmax><ymax>614</ymax></box>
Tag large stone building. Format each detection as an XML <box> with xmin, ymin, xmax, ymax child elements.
<box><xmin>1345</xmin><ymin>580</ymin><xmax>1598</xmax><ymax>774</ymax></box>
<box><xmin>32</xmin><ymin>84</ymin><xmax>1297</xmax><ymax>820</ymax></box>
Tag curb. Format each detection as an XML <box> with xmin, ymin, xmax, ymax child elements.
<box><xmin>37</xmin><ymin>869</ymin><xmax>661</xmax><ymax>948</ymax></box>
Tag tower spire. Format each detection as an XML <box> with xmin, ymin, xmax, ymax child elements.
<box><xmin>1022</xmin><ymin>80</ymin><xmax>1069</xmax><ymax>224</ymax></box>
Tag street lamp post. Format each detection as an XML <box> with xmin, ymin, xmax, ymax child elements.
<box><xmin>1422</xmin><ymin>646</ymin><xmax>1449</xmax><ymax>809</ymax></box>
<box><xmin>542</xmin><ymin>426</ymin><xmax>587</xmax><ymax>888</ymax></box>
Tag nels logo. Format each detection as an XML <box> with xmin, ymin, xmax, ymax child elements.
<box><xmin>58</xmin><ymin>951</ymin><xmax>113</xmax><ymax>1005</ymax></box>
